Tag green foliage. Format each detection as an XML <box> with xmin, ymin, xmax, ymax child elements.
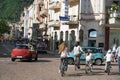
<box><xmin>0</xmin><ymin>0</ymin><xmax>34</xmax><ymax>22</ymax></box>
<box><xmin>0</xmin><ymin>19</ymin><xmax>10</xmax><ymax>34</ymax></box>
<box><xmin>109</xmin><ymin>3</ymin><xmax>120</xmax><ymax>13</ymax></box>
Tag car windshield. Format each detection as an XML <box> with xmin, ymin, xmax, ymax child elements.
<box><xmin>82</xmin><ymin>48</ymin><xmax>101</xmax><ymax>53</ymax></box>
<box><xmin>16</xmin><ymin>45</ymin><xmax>29</xmax><ymax>49</ymax></box>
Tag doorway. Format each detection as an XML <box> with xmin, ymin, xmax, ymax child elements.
<box><xmin>88</xmin><ymin>40</ymin><xmax>96</xmax><ymax>47</ymax></box>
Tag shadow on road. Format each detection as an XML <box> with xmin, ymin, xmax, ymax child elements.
<box><xmin>38</xmin><ymin>53</ymin><xmax>59</xmax><ymax>58</ymax></box>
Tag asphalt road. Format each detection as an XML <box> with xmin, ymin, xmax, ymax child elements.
<box><xmin>0</xmin><ymin>42</ymin><xmax>120</xmax><ymax>80</ymax></box>
<box><xmin>0</xmin><ymin>54</ymin><xmax>120</xmax><ymax>80</ymax></box>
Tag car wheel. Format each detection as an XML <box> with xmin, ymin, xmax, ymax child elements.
<box><xmin>68</xmin><ymin>58</ymin><xmax>74</xmax><ymax>65</ymax></box>
<box><xmin>95</xmin><ymin>59</ymin><xmax>102</xmax><ymax>65</ymax></box>
<box><xmin>35</xmin><ymin>54</ymin><xmax>38</xmax><ymax>61</ymax></box>
<box><xmin>11</xmin><ymin>58</ymin><xmax>15</xmax><ymax>62</ymax></box>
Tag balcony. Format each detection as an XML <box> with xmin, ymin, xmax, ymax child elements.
<box><xmin>39</xmin><ymin>23</ymin><xmax>46</xmax><ymax>31</ymax></box>
<box><xmin>66</xmin><ymin>15</ymin><xmax>78</xmax><ymax>25</ymax></box>
<box><xmin>40</xmin><ymin>8</ymin><xmax>48</xmax><ymax>18</ymax></box>
<box><xmin>109</xmin><ymin>12</ymin><xmax>120</xmax><ymax>24</ymax></box>
<box><xmin>80</xmin><ymin>13</ymin><xmax>103</xmax><ymax>21</ymax></box>
<box><xmin>49</xmin><ymin>1</ymin><xmax>61</xmax><ymax>11</ymax></box>
<box><xmin>48</xmin><ymin>20</ymin><xmax>60</xmax><ymax>27</ymax></box>
<box><xmin>69</xmin><ymin>0</ymin><xmax>78</xmax><ymax>7</ymax></box>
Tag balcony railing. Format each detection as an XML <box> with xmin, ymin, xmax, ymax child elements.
<box><xmin>49</xmin><ymin>1</ymin><xmax>61</xmax><ymax>10</ymax></box>
<box><xmin>40</xmin><ymin>8</ymin><xmax>48</xmax><ymax>17</ymax></box>
<box><xmin>65</xmin><ymin>15</ymin><xmax>78</xmax><ymax>24</ymax></box>
<box><xmin>109</xmin><ymin>12</ymin><xmax>120</xmax><ymax>24</ymax></box>
<box><xmin>69</xmin><ymin>15</ymin><xmax>78</xmax><ymax>21</ymax></box>
<box><xmin>110</xmin><ymin>12</ymin><xmax>120</xmax><ymax>18</ymax></box>
<box><xmin>48</xmin><ymin>20</ymin><xmax>60</xmax><ymax>27</ymax></box>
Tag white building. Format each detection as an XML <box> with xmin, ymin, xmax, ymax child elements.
<box><xmin>105</xmin><ymin>0</ymin><xmax>120</xmax><ymax>49</ymax></box>
<box><xmin>48</xmin><ymin>0</ymin><xmax>105</xmax><ymax>51</ymax></box>
<box><xmin>22</xmin><ymin>0</ymin><xmax>120</xmax><ymax>51</ymax></box>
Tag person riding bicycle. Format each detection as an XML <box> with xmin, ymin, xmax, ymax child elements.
<box><xmin>104</xmin><ymin>49</ymin><xmax>114</xmax><ymax>73</ymax></box>
<box><xmin>73</xmin><ymin>41</ymin><xmax>83</xmax><ymax>69</ymax></box>
<box><xmin>58</xmin><ymin>41</ymin><xmax>69</xmax><ymax>72</ymax></box>
<box><xmin>85</xmin><ymin>49</ymin><xmax>93</xmax><ymax>72</ymax></box>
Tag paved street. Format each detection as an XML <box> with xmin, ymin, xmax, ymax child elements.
<box><xmin>0</xmin><ymin>42</ymin><xmax>120</xmax><ymax>80</ymax></box>
<box><xmin>0</xmin><ymin>54</ymin><xmax>120</xmax><ymax>80</ymax></box>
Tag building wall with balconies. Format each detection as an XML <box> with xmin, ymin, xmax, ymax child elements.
<box><xmin>105</xmin><ymin>0</ymin><xmax>120</xmax><ymax>49</ymax></box>
<box><xmin>79</xmin><ymin>0</ymin><xmax>105</xmax><ymax>50</ymax></box>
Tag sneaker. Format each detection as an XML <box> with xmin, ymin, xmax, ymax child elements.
<box><xmin>77</xmin><ymin>66</ymin><xmax>80</xmax><ymax>69</ymax></box>
<box><xmin>104</xmin><ymin>70</ymin><xmax>107</xmax><ymax>73</ymax></box>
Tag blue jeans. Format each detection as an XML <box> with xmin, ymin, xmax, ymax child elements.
<box><xmin>118</xmin><ymin>57</ymin><xmax>120</xmax><ymax>74</ymax></box>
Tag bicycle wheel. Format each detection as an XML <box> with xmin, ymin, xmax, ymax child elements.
<box><xmin>61</xmin><ymin>70</ymin><xmax>64</xmax><ymax>77</ymax></box>
<box><xmin>60</xmin><ymin>64</ymin><xmax>65</xmax><ymax>77</ymax></box>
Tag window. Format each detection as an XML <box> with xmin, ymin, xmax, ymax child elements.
<box><xmin>88</xmin><ymin>29</ymin><xmax>97</xmax><ymax>38</ymax></box>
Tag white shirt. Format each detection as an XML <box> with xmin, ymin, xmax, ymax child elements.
<box><xmin>116</xmin><ymin>46</ymin><xmax>120</xmax><ymax>57</ymax></box>
<box><xmin>105</xmin><ymin>53</ymin><xmax>113</xmax><ymax>62</ymax></box>
<box><xmin>86</xmin><ymin>53</ymin><xmax>92</xmax><ymax>61</ymax></box>
<box><xmin>60</xmin><ymin>47</ymin><xmax>68</xmax><ymax>58</ymax></box>
<box><xmin>112</xmin><ymin>46</ymin><xmax>116</xmax><ymax>52</ymax></box>
<box><xmin>73</xmin><ymin>46</ymin><xmax>82</xmax><ymax>55</ymax></box>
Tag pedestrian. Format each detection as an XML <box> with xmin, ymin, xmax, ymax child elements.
<box><xmin>115</xmin><ymin>45</ymin><xmax>120</xmax><ymax>75</ymax></box>
<box><xmin>73</xmin><ymin>41</ymin><xmax>83</xmax><ymax>69</ymax></box>
<box><xmin>104</xmin><ymin>49</ymin><xmax>114</xmax><ymax>72</ymax></box>
<box><xmin>85</xmin><ymin>49</ymin><xmax>93</xmax><ymax>71</ymax></box>
<box><xmin>58</xmin><ymin>41</ymin><xmax>69</xmax><ymax>72</ymax></box>
<box><xmin>112</xmin><ymin>44</ymin><xmax>117</xmax><ymax>62</ymax></box>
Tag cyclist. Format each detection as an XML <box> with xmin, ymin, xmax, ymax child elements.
<box><xmin>73</xmin><ymin>41</ymin><xmax>83</xmax><ymax>69</ymax></box>
<box><xmin>85</xmin><ymin>49</ymin><xmax>93</xmax><ymax>72</ymax></box>
<box><xmin>104</xmin><ymin>49</ymin><xmax>114</xmax><ymax>73</ymax></box>
<box><xmin>58</xmin><ymin>42</ymin><xmax>69</xmax><ymax>73</ymax></box>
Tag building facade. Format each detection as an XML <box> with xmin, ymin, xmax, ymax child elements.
<box><xmin>20</xmin><ymin>0</ymin><xmax>120</xmax><ymax>51</ymax></box>
<box><xmin>105</xmin><ymin>0</ymin><xmax>120</xmax><ymax>50</ymax></box>
<box><xmin>48</xmin><ymin>0</ymin><xmax>105</xmax><ymax>51</ymax></box>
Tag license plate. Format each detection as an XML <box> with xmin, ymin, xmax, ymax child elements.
<box><xmin>16</xmin><ymin>56</ymin><xmax>23</xmax><ymax>58</ymax></box>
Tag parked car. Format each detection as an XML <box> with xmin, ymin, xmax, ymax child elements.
<box><xmin>67</xmin><ymin>47</ymin><xmax>104</xmax><ymax>65</ymax></box>
<box><xmin>36</xmin><ymin>41</ymin><xmax>48</xmax><ymax>53</ymax></box>
<box><xmin>11</xmin><ymin>44</ymin><xmax>38</xmax><ymax>62</ymax></box>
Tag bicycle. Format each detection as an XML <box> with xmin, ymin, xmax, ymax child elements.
<box><xmin>60</xmin><ymin>57</ymin><xmax>68</xmax><ymax>77</ymax></box>
<box><xmin>85</xmin><ymin>61</ymin><xmax>92</xmax><ymax>74</ymax></box>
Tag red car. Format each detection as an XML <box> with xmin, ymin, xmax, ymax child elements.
<box><xmin>11</xmin><ymin>44</ymin><xmax>38</xmax><ymax>62</ymax></box>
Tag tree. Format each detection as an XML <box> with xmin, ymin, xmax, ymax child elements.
<box><xmin>0</xmin><ymin>19</ymin><xmax>10</xmax><ymax>35</ymax></box>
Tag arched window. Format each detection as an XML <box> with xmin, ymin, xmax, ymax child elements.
<box><xmin>70</xmin><ymin>30</ymin><xmax>76</xmax><ymax>51</ymax></box>
<box><xmin>88</xmin><ymin>29</ymin><xmax>97</xmax><ymax>38</ymax></box>
<box><xmin>65</xmin><ymin>31</ymin><xmax>68</xmax><ymax>45</ymax></box>
<box><xmin>60</xmin><ymin>31</ymin><xmax>63</xmax><ymax>43</ymax></box>
<box><xmin>79</xmin><ymin>29</ymin><xmax>84</xmax><ymax>42</ymax></box>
